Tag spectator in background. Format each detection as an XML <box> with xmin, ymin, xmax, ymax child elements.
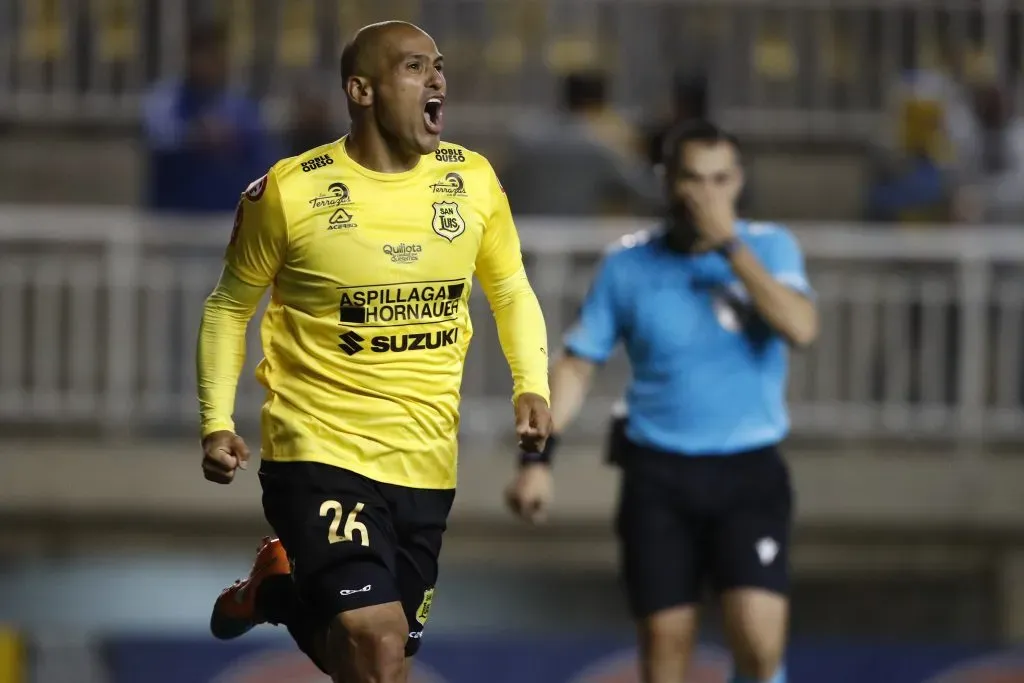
<box><xmin>644</xmin><ymin>73</ymin><xmax>709</xmax><ymax>169</ymax></box>
<box><xmin>951</xmin><ymin>84</ymin><xmax>1024</xmax><ymax>224</ymax></box>
<box><xmin>866</xmin><ymin>92</ymin><xmax>952</xmax><ymax>224</ymax></box>
<box><xmin>499</xmin><ymin>71</ymin><xmax>661</xmax><ymax>217</ymax></box>
<box><xmin>142</xmin><ymin>22</ymin><xmax>277</xmax><ymax>213</ymax></box>
<box><xmin>642</xmin><ymin>72</ymin><xmax>756</xmax><ymax>213</ymax></box>
<box><xmin>287</xmin><ymin>73</ymin><xmax>340</xmax><ymax>157</ymax></box>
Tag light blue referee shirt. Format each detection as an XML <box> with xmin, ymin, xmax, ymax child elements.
<box><xmin>564</xmin><ymin>220</ymin><xmax>813</xmax><ymax>456</ymax></box>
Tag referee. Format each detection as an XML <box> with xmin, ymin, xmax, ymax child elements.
<box><xmin>506</xmin><ymin>121</ymin><xmax>818</xmax><ymax>683</ymax></box>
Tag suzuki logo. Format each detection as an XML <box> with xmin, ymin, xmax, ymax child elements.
<box><xmin>338</xmin><ymin>330</ymin><xmax>364</xmax><ymax>355</ymax></box>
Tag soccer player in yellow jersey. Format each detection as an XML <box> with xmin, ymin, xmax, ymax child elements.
<box><xmin>196</xmin><ymin>21</ymin><xmax>552</xmax><ymax>683</ymax></box>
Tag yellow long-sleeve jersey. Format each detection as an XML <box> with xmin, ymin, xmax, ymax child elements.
<box><xmin>197</xmin><ymin>138</ymin><xmax>549</xmax><ymax>489</ymax></box>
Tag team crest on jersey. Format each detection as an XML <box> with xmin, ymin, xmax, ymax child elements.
<box><xmin>710</xmin><ymin>282</ymin><xmax>751</xmax><ymax>333</ymax></box>
<box><xmin>244</xmin><ymin>174</ymin><xmax>267</xmax><ymax>201</ymax></box>
<box><xmin>431</xmin><ymin>202</ymin><xmax>466</xmax><ymax>242</ymax></box>
<box><xmin>712</xmin><ymin>292</ymin><xmax>742</xmax><ymax>332</ymax></box>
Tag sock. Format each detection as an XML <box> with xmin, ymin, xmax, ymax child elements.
<box><xmin>255</xmin><ymin>574</ymin><xmax>301</xmax><ymax>625</ymax></box>
<box><xmin>256</xmin><ymin>576</ymin><xmax>330</xmax><ymax>674</ymax></box>
<box><xmin>730</xmin><ymin>665</ymin><xmax>786</xmax><ymax>683</ymax></box>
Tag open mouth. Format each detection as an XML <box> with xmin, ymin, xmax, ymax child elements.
<box><xmin>424</xmin><ymin>97</ymin><xmax>444</xmax><ymax>135</ymax></box>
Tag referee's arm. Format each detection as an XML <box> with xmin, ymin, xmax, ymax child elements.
<box><xmin>726</xmin><ymin>231</ymin><xmax>818</xmax><ymax>347</ymax></box>
<box><xmin>548</xmin><ymin>352</ymin><xmax>597</xmax><ymax>434</ymax></box>
<box><xmin>548</xmin><ymin>254</ymin><xmax>622</xmax><ymax>438</ymax></box>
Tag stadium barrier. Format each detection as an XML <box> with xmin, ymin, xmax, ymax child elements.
<box><xmin>14</xmin><ymin>627</ymin><xmax>1024</xmax><ymax>683</ymax></box>
<box><xmin>2</xmin><ymin>206</ymin><xmax>1024</xmax><ymax>445</ymax></box>
<box><xmin>65</xmin><ymin>633</ymin><xmax>1024</xmax><ymax>683</ymax></box>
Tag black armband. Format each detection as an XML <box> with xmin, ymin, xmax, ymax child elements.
<box><xmin>519</xmin><ymin>434</ymin><xmax>560</xmax><ymax>467</ymax></box>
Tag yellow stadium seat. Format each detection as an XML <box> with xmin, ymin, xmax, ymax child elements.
<box><xmin>755</xmin><ymin>32</ymin><xmax>796</xmax><ymax>80</ymax></box>
<box><xmin>520</xmin><ymin>0</ymin><xmax>547</xmax><ymax>41</ymax></box>
<box><xmin>0</xmin><ymin>626</ymin><xmax>24</xmax><ymax>683</ymax></box>
<box><xmin>277</xmin><ymin>0</ymin><xmax>316</xmax><ymax>67</ymax></box>
<box><xmin>388</xmin><ymin>0</ymin><xmax>419</xmax><ymax>24</ymax></box>
<box><xmin>546</xmin><ymin>37</ymin><xmax>598</xmax><ymax>74</ymax></box>
<box><xmin>963</xmin><ymin>47</ymin><xmax>997</xmax><ymax>84</ymax></box>
<box><xmin>342</xmin><ymin>0</ymin><xmax>417</xmax><ymax>26</ymax></box>
<box><xmin>19</xmin><ymin>0</ymin><xmax>66</xmax><ymax>61</ymax></box>
<box><xmin>818</xmin><ymin>20</ymin><xmax>856</xmax><ymax>82</ymax></box>
<box><xmin>917</xmin><ymin>36</ymin><xmax>942</xmax><ymax>71</ymax></box>
<box><xmin>482</xmin><ymin>1</ymin><xmax>548</xmax><ymax>76</ymax></box>
<box><xmin>95</xmin><ymin>0</ymin><xmax>139</xmax><ymax>63</ymax></box>
<box><xmin>223</xmin><ymin>0</ymin><xmax>254</xmax><ymax>67</ymax></box>
<box><xmin>337</xmin><ymin>0</ymin><xmax>368</xmax><ymax>37</ymax></box>
<box><xmin>485</xmin><ymin>36</ymin><xmax>525</xmax><ymax>74</ymax></box>
<box><xmin>694</xmin><ymin>7</ymin><xmax>728</xmax><ymax>40</ymax></box>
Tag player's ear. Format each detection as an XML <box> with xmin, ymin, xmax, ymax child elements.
<box><xmin>346</xmin><ymin>75</ymin><xmax>373</xmax><ymax>108</ymax></box>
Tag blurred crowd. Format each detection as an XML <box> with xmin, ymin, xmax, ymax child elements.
<box><xmin>139</xmin><ymin>20</ymin><xmax>677</xmax><ymax>217</ymax></box>
<box><xmin>868</xmin><ymin>68</ymin><xmax>1024</xmax><ymax>225</ymax></box>
<box><xmin>139</xmin><ymin>16</ymin><xmax>1024</xmax><ymax>227</ymax></box>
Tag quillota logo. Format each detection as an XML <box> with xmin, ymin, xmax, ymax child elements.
<box><xmin>383</xmin><ymin>243</ymin><xmax>422</xmax><ymax>263</ymax></box>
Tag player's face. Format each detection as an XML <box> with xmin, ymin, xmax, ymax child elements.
<box><xmin>374</xmin><ymin>30</ymin><xmax>446</xmax><ymax>155</ymax></box>
<box><xmin>672</xmin><ymin>141</ymin><xmax>743</xmax><ymax>208</ymax></box>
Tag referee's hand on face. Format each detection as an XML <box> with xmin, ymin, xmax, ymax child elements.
<box><xmin>201</xmin><ymin>430</ymin><xmax>251</xmax><ymax>484</ymax></box>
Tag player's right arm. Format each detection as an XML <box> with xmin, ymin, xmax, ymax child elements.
<box><xmin>197</xmin><ymin>171</ymin><xmax>287</xmax><ymax>483</ymax></box>
<box><xmin>506</xmin><ymin>252</ymin><xmax>622</xmax><ymax>523</ymax></box>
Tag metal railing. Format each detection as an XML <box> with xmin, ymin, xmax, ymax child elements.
<box><xmin>2</xmin><ymin>205</ymin><xmax>1024</xmax><ymax>446</ymax></box>
<box><xmin>2</xmin><ymin>0</ymin><xmax>1022</xmax><ymax>139</ymax></box>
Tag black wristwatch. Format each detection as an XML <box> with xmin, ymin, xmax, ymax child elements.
<box><xmin>715</xmin><ymin>237</ymin><xmax>742</xmax><ymax>259</ymax></box>
<box><xmin>519</xmin><ymin>434</ymin><xmax>559</xmax><ymax>467</ymax></box>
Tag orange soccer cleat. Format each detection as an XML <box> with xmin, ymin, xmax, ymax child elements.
<box><xmin>210</xmin><ymin>536</ymin><xmax>291</xmax><ymax>640</ymax></box>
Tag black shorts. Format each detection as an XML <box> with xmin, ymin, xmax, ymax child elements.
<box><xmin>605</xmin><ymin>412</ymin><xmax>630</xmax><ymax>466</ymax></box>
<box><xmin>259</xmin><ymin>460</ymin><xmax>455</xmax><ymax>657</ymax></box>
<box><xmin>615</xmin><ymin>435</ymin><xmax>793</xmax><ymax>618</ymax></box>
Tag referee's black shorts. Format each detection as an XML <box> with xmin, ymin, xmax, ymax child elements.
<box><xmin>610</xmin><ymin>430</ymin><xmax>793</xmax><ymax>619</ymax></box>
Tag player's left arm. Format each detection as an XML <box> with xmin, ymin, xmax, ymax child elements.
<box><xmin>474</xmin><ymin>162</ymin><xmax>552</xmax><ymax>450</ymax></box>
<box><xmin>726</xmin><ymin>228</ymin><xmax>819</xmax><ymax>347</ymax></box>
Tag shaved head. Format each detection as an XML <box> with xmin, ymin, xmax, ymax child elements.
<box><xmin>340</xmin><ymin>21</ymin><xmax>427</xmax><ymax>87</ymax></box>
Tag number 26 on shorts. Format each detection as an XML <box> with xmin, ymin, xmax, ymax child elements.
<box><xmin>319</xmin><ymin>500</ymin><xmax>370</xmax><ymax>547</ymax></box>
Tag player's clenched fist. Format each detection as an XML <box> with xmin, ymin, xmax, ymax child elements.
<box><xmin>514</xmin><ymin>392</ymin><xmax>553</xmax><ymax>454</ymax></box>
<box><xmin>202</xmin><ymin>430</ymin><xmax>251</xmax><ymax>484</ymax></box>
<box><xmin>505</xmin><ymin>463</ymin><xmax>554</xmax><ymax>525</ymax></box>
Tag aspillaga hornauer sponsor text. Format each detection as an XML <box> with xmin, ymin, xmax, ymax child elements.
<box><xmin>338</xmin><ymin>281</ymin><xmax>465</xmax><ymax>325</ymax></box>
